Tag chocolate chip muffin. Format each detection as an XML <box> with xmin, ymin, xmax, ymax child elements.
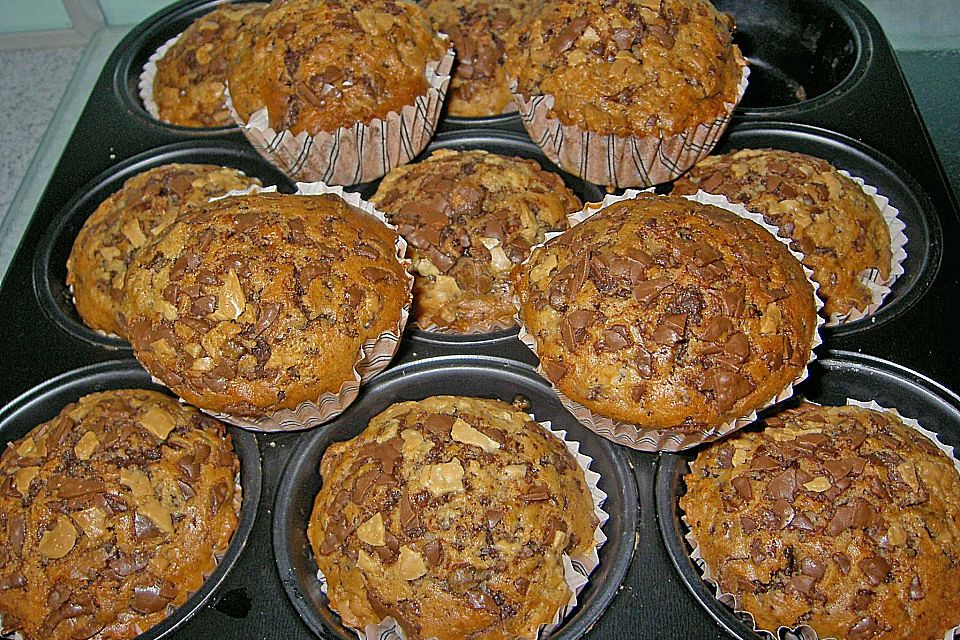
<box><xmin>503</xmin><ymin>0</ymin><xmax>745</xmax><ymax>138</ymax></box>
<box><xmin>308</xmin><ymin>396</ymin><xmax>600</xmax><ymax>640</ymax></box>
<box><xmin>673</xmin><ymin>149</ymin><xmax>896</xmax><ymax>320</ymax></box>
<box><xmin>227</xmin><ymin>0</ymin><xmax>448</xmax><ymax>136</ymax></box>
<box><xmin>514</xmin><ymin>193</ymin><xmax>818</xmax><ymax>434</ymax></box>
<box><xmin>0</xmin><ymin>389</ymin><xmax>240</xmax><ymax>640</ymax></box>
<box><xmin>371</xmin><ymin>149</ymin><xmax>581</xmax><ymax>332</ymax></box>
<box><xmin>67</xmin><ymin>164</ymin><xmax>261</xmax><ymax>338</ymax></box>
<box><xmin>151</xmin><ymin>3</ymin><xmax>267</xmax><ymax>128</ymax></box>
<box><xmin>423</xmin><ymin>0</ymin><xmax>531</xmax><ymax>117</ymax></box>
<box><xmin>682</xmin><ymin>403</ymin><xmax>960</xmax><ymax>640</ymax></box>
<box><xmin>121</xmin><ymin>192</ymin><xmax>410</xmax><ymax>420</ymax></box>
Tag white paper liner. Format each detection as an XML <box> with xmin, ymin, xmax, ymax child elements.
<box><xmin>824</xmin><ymin>171</ymin><xmax>908</xmax><ymax>327</ymax></box>
<box><xmin>138</xmin><ymin>31</ymin><xmax>183</xmax><ymax>121</ymax></box>
<box><xmin>144</xmin><ymin>182</ymin><xmax>412</xmax><ymax>432</ymax></box>
<box><xmin>514</xmin><ymin>190</ymin><xmax>825</xmax><ymax>452</ymax></box>
<box><xmin>224</xmin><ymin>41</ymin><xmax>454</xmax><ymax>186</ymax></box>
<box><xmin>509</xmin><ymin>60</ymin><xmax>749</xmax><ymax>189</ymax></box>
<box><xmin>314</xmin><ymin>418</ymin><xmax>608</xmax><ymax>640</ymax></box>
<box><xmin>682</xmin><ymin>398</ymin><xmax>960</xmax><ymax>640</ymax></box>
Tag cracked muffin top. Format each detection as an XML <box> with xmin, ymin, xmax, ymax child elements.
<box><xmin>67</xmin><ymin>163</ymin><xmax>260</xmax><ymax>338</ymax></box>
<box><xmin>0</xmin><ymin>389</ymin><xmax>239</xmax><ymax>640</ymax></box>
<box><xmin>227</xmin><ymin>0</ymin><xmax>448</xmax><ymax>135</ymax></box>
<box><xmin>682</xmin><ymin>403</ymin><xmax>960</xmax><ymax>640</ymax></box>
<box><xmin>122</xmin><ymin>193</ymin><xmax>409</xmax><ymax>417</ymax></box>
<box><xmin>308</xmin><ymin>395</ymin><xmax>599</xmax><ymax>640</ymax></box>
<box><xmin>513</xmin><ymin>193</ymin><xmax>817</xmax><ymax>431</ymax></box>
<box><xmin>503</xmin><ymin>0</ymin><xmax>745</xmax><ymax>137</ymax></box>
<box><xmin>371</xmin><ymin>148</ymin><xmax>581</xmax><ymax>332</ymax></box>
<box><xmin>673</xmin><ymin>148</ymin><xmax>894</xmax><ymax>319</ymax></box>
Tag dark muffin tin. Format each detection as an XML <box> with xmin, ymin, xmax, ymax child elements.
<box><xmin>0</xmin><ymin>0</ymin><xmax>958</xmax><ymax>638</ymax></box>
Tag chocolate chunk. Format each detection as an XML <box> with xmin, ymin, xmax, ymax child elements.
<box><xmin>731</xmin><ymin>476</ymin><xmax>752</xmax><ymax>500</ymax></box>
<box><xmin>653</xmin><ymin>313</ymin><xmax>687</xmax><ymax>345</ymax></box>
<box><xmin>719</xmin><ymin>285</ymin><xmax>745</xmax><ymax>317</ymax></box>
<box><xmin>771</xmin><ymin>499</ymin><xmax>795</xmax><ymax>528</ymax></box>
<box><xmin>723</xmin><ymin>333</ymin><xmax>751</xmax><ymax>364</ymax></box>
<box><xmin>800</xmin><ymin>557</ymin><xmax>826</xmax><ymax>580</ymax></box>
<box><xmin>132</xmin><ymin>582</ymin><xmax>176</xmax><ymax>614</ymax></box>
<box><xmin>483</xmin><ymin>217</ymin><xmax>507</xmax><ymax>244</ymax></box>
<box><xmin>485</xmin><ymin>509</ymin><xmax>504</xmax><ymax>529</ymax></box>
<box><xmin>697</xmin><ymin>316</ymin><xmax>733</xmax><ymax>343</ymax></box>
<box><xmin>108</xmin><ymin>552</ymin><xmax>148</xmax><ymax>578</ymax></box>
<box><xmin>397</xmin><ymin>198</ymin><xmax>450</xmax><ymax>229</ymax></box>
<box><xmin>851</xmin><ymin>498</ymin><xmax>874</xmax><ymax>528</ymax></box>
<box><xmin>834</xmin><ymin>552</ymin><xmax>851</xmax><ymax>574</ymax></box>
<box><xmin>423</xmin><ymin>539</ymin><xmax>442</xmax><ymax>568</ymax></box>
<box><xmin>847</xmin><ymin>429</ymin><xmax>868</xmax><ymax>449</ymax></box>
<box><xmin>786</xmin><ymin>574</ymin><xmax>817</xmax><ymax>595</ymax></box>
<box><xmin>566</xmin><ymin>309</ymin><xmax>599</xmax><ymax>333</ymax></box>
<box><xmin>351</xmin><ymin>468</ymin><xmax>380</xmax><ymax>504</ymax></box>
<box><xmin>601</xmin><ymin>325</ymin><xmax>632</xmax><ymax>350</ymax></box>
<box><xmin>542</xmin><ymin>360</ymin><xmax>567</xmax><ymax>384</ymax></box>
<box><xmin>361</xmin><ymin>266</ymin><xmax>394</xmax><ymax>283</ymax></box>
<box><xmin>551</xmin><ymin>15</ymin><xmax>590</xmax><ymax>55</ymax></box>
<box><xmin>519</xmin><ymin>484</ymin><xmax>550</xmax><ymax>502</ymax></box>
<box><xmin>740</xmin><ymin>516</ymin><xmax>758</xmax><ymax>533</ymax></box>
<box><xmin>133</xmin><ymin>512</ymin><xmax>162</xmax><ymax>540</ymax></box>
<box><xmin>633</xmin><ymin>277</ymin><xmax>672</xmax><ymax>305</ymax></box>
<box><xmin>210</xmin><ymin>482</ymin><xmax>230</xmax><ymax>517</ymax></box>
<box><xmin>635</xmin><ymin>346</ymin><xmax>653</xmax><ymax>379</ymax></box>
<box><xmin>791</xmin><ymin>512</ymin><xmax>815</xmax><ymax>531</ymax></box>
<box><xmin>823</xmin><ymin>459</ymin><xmax>854</xmax><ymax>481</ymax></box>
<box><xmin>848</xmin><ymin>456</ymin><xmax>868</xmax><ymax>475</ymax></box>
<box><xmin>465</xmin><ymin>588</ymin><xmax>499</xmax><ymax>613</ymax></box>
<box><xmin>701</xmin><ymin>370</ymin><xmax>755</xmax><ymax>413</ymax></box>
<box><xmin>0</xmin><ymin>572</ymin><xmax>25</xmax><ymax>590</ymax></box>
<box><xmin>848</xmin><ymin>617</ymin><xmax>879</xmax><ymax>640</ymax></box>
<box><xmin>765</xmin><ymin>468</ymin><xmax>797</xmax><ymax>502</ymax></box>
<box><xmin>362</xmin><ymin>438</ymin><xmax>403</xmax><ymax>476</ymax></box>
<box><xmin>253</xmin><ymin>302</ymin><xmax>280</xmax><ymax>336</ymax></box>
<box><xmin>750</xmin><ymin>454</ymin><xmax>781</xmax><ymax>472</ymax></box>
<box><xmin>717</xmin><ymin>446</ymin><xmax>734</xmax><ymax>469</ymax></box>
<box><xmin>825</xmin><ymin>504</ymin><xmax>856</xmax><ymax>536</ymax></box>
<box><xmin>422</xmin><ymin>414</ymin><xmax>456</xmax><ymax>437</ymax></box>
<box><xmin>909</xmin><ymin>575</ymin><xmax>925</xmax><ymax>600</ymax></box>
<box><xmin>858</xmin><ymin>556</ymin><xmax>890</xmax><ymax>587</ymax></box>
<box><xmin>795</xmin><ymin>432</ymin><xmax>830</xmax><ymax>450</ymax></box>
<box><xmin>54</xmin><ymin>477</ymin><xmax>105</xmax><ymax>499</ymax></box>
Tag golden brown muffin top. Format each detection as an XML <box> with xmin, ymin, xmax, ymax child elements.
<box><xmin>0</xmin><ymin>389</ymin><xmax>239</xmax><ymax>640</ymax></box>
<box><xmin>227</xmin><ymin>0</ymin><xmax>448</xmax><ymax>135</ymax></box>
<box><xmin>371</xmin><ymin>149</ymin><xmax>580</xmax><ymax>332</ymax></box>
<box><xmin>66</xmin><ymin>164</ymin><xmax>261</xmax><ymax>338</ymax></box>
<box><xmin>308</xmin><ymin>396</ymin><xmax>599</xmax><ymax>640</ymax></box>
<box><xmin>424</xmin><ymin>0</ymin><xmax>533</xmax><ymax>117</ymax></box>
<box><xmin>122</xmin><ymin>193</ymin><xmax>409</xmax><ymax>417</ymax></box>
<box><xmin>673</xmin><ymin>148</ymin><xmax>894</xmax><ymax>319</ymax></box>
<box><xmin>152</xmin><ymin>3</ymin><xmax>267</xmax><ymax>128</ymax></box>
<box><xmin>514</xmin><ymin>194</ymin><xmax>817</xmax><ymax>431</ymax></box>
<box><xmin>682</xmin><ymin>403</ymin><xmax>960</xmax><ymax>640</ymax></box>
<box><xmin>503</xmin><ymin>0</ymin><xmax>745</xmax><ymax>137</ymax></box>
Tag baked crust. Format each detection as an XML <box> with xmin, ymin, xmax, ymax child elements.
<box><xmin>371</xmin><ymin>149</ymin><xmax>580</xmax><ymax>332</ymax></box>
<box><xmin>66</xmin><ymin>163</ymin><xmax>260</xmax><ymax>338</ymax></box>
<box><xmin>122</xmin><ymin>193</ymin><xmax>409</xmax><ymax>416</ymax></box>
<box><xmin>513</xmin><ymin>194</ymin><xmax>817</xmax><ymax>430</ymax></box>
<box><xmin>0</xmin><ymin>389</ymin><xmax>239</xmax><ymax>640</ymax></box>
<box><xmin>308</xmin><ymin>396</ymin><xmax>598</xmax><ymax>640</ymax></box>
<box><xmin>682</xmin><ymin>403</ymin><xmax>960</xmax><ymax>640</ymax></box>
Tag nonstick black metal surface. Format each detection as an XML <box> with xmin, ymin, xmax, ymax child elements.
<box><xmin>655</xmin><ymin>350</ymin><xmax>960</xmax><ymax>639</ymax></box>
<box><xmin>273</xmin><ymin>356</ymin><xmax>639</xmax><ymax>639</ymax></box>
<box><xmin>0</xmin><ymin>360</ymin><xmax>262</xmax><ymax>640</ymax></box>
<box><xmin>0</xmin><ymin>0</ymin><xmax>957</xmax><ymax>638</ymax></box>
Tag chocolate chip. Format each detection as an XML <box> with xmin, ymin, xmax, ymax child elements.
<box><xmin>550</xmin><ymin>15</ymin><xmax>590</xmax><ymax>55</ymax></box>
<box><xmin>601</xmin><ymin>325</ymin><xmax>632</xmax><ymax>350</ymax></box>
<box><xmin>633</xmin><ymin>277</ymin><xmax>672</xmax><ymax>305</ymax></box>
<box><xmin>422</xmin><ymin>413</ymin><xmax>456</xmax><ymax>437</ymax></box>
<box><xmin>909</xmin><ymin>575</ymin><xmax>925</xmax><ymax>600</ymax></box>
<box><xmin>542</xmin><ymin>360</ymin><xmax>567</xmax><ymax>384</ymax></box>
<box><xmin>823</xmin><ymin>459</ymin><xmax>854</xmax><ymax>481</ymax></box>
<box><xmin>765</xmin><ymin>468</ymin><xmax>797</xmax><ymax>502</ymax></box>
<box><xmin>740</xmin><ymin>516</ymin><xmax>758</xmax><ymax>533</ymax></box>
<box><xmin>791</xmin><ymin>512</ymin><xmax>815</xmax><ymax>531</ymax></box>
<box><xmin>423</xmin><ymin>539</ymin><xmax>442</xmax><ymax>568</ymax></box>
<box><xmin>731</xmin><ymin>476</ymin><xmax>752</xmax><ymax>500</ymax></box>
<box><xmin>800</xmin><ymin>557</ymin><xmax>826</xmax><ymax>580</ymax></box>
<box><xmin>848</xmin><ymin>616</ymin><xmax>879</xmax><ymax>640</ymax></box>
<box><xmin>133</xmin><ymin>512</ymin><xmax>162</xmax><ymax>540</ymax></box>
<box><xmin>825</xmin><ymin>504</ymin><xmax>856</xmax><ymax>536</ymax></box>
<box><xmin>851</xmin><ymin>498</ymin><xmax>874</xmax><ymax>528</ymax></box>
<box><xmin>132</xmin><ymin>582</ymin><xmax>175</xmax><ymax>614</ymax></box>
<box><xmin>771</xmin><ymin>499</ymin><xmax>795</xmax><ymax>528</ymax></box>
<box><xmin>697</xmin><ymin>316</ymin><xmax>733</xmax><ymax>342</ymax></box>
<box><xmin>750</xmin><ymin>454</ymin><xmax>781</xmax><ymax>472</ymax></box>
<box><xmin>361</xmin><ymin>266</ymin><xmax>394</xmax><ymax>283</ymax></box>
<box><xmin>719</xmin><ymin>285</ymin><xmax>745</xmax><ymax>317</ymax></box>
<box><xmin>701</xmin><ymin>370</ymin><xmax>755</xmax><ymax>413</ymax></box>
<box><xmin>723</xmin><ymin>332</ymin><xmax>750</xmax><ymax>363</ymax></box>
<box><xmin>858</xmin><ymin>556</ymin><xmax>890</xmax><ymax>587</ymax></box>
<box><xmin>786</xmin><ymin>574</ymin><xmax>817</xmax><ymax>595</ymax></box>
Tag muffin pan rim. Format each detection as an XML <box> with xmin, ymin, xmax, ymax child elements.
<box><xmin>0</xmin><ymin>358</ymin><xmax>264</xmax><ymax>640</ymax></box>
<box><xmin>271</xmin><ymin>354</ymin><xmax>640</xmax><ymax>640</ymax></box>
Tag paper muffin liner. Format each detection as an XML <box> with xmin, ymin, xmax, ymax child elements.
<box><xmin>681</xmin><ymin>398</ymin><xmax>960</xmax><ymax>640</ymax></box>
<box><xmin>514</xmin><ymin>189</ymin><xmax>825</xmax><ymax>452</ymax></box>
<box><xmin>224</xmin><ymin>41</ymin><xmax>454</xmax><ymax>186</ymax></box>
<box><xmin>509</xmin><ymin>61</ymin><xmax>749</xmax><ymax>189</ymax></box>
<box><xmin>315</xmin><ymin>418</ymin><xmax>609</xmax><ymax>640</ymax></box>
<box><xmin>138</xmin><ymin>31</ymin><xmax>183</xmax><ymax>121</ymax></box>
<box><xmin>146</xmin><ymin>182</ymin><xmax>413</xmax><ymax>432</ymax></box>
<box><xmin>824</xmin><ymin>171</ymin><xmax>908</xmax><ymax>327</ymax></box>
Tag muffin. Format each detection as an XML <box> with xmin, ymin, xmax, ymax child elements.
<box><xmin>0</xmin><ymin>389</ymin><xmax>240</xmax><ymax>640</ymax></box>
<box><xmin>424</xmin><ymin>0</ymin><xmax>532</xmax><ymax>117</ymax></box>
<box><xmin>502</xmin><ymin>0</ymin><xmax>748</xmax><ymax>187</ymax></box>
<box><xmin>307</xmin><ymin>396</ymin><xmax>601</xmax><ymax>640</ymax></box>
<box><xmin>66</xmin><ymin>163</ymin><xmax>261</xmax><ymax>338</ymax></box>
<box><xmin>148</xmin><ymin>3</ymin><xmax>267</xmax><ymax>128</ymax></box>
<box><xmin>682</xmin><ymin>402</ymin><xmax>960</xmax><ymax>640</ymax></box>
<box><xmin>121</xmin><ymin>192</ymin><xmax>410</xmax><ymax>425</ymax></box>
<box><xmin>513</xmin><ymin>193</ymin><xmax>818</xmax><ymax>444</ymax></box>
<box><xmin>226</xmin><ymin>0</ymin><xmax>453</xmax><ymax>184</ymax></box>
<box><xmin>673</xmin><ymin>148</ymin><xmax>900</xmax><ymax>321</ymax></box>
<box><xmin>371</xmin><ymin>148</ymin><xmax>581</xmax><ymax>332</ymax></box>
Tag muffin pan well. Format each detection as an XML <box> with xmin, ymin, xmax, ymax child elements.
<box><xmin>273</xmin><ymin>356</ymin><xmax>638</xmax><ymax>640</ymax></box>
<box><xmin>0</xmin><ymin>359</ymin><xmax>262</xmax><ymax>640</ymax></box>
<box><xmin>0</xmin><ymin>0</ymin><xmax>958</xmax><ymax>638</ymax></box>
<box><xmin>32</xmin><ymin>140</ymin><xmax>294</xmax><ymax>351</ymax></box>
<box><xmin>655</xmin><ymin>350</ymin><xmax>960</xmax><ymax>640</ymax></box>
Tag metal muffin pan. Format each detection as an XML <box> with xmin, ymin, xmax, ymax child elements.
<box><xmin>273</xmin><ymin>355</ymin><xmax>639</xmax><ymax>640</ymax></box>
<box><xmin>701</xmin><ymin>121</ymin><xmax>942</xmax><ymax>337</ymax></box>
<box><xmin>0</xmin><ymin>359</ymin><xmax>262</xmax><ymax>640</ymax></box>
<box><xmin>655</xmin><ymin>350</ymin><xmax>960</xmax><ymax>640</ymax></box>
<box><xmin>348</xmin><ymin>128</ymin><xmax>604</xmax><ymax>360</ymax></box>
<box><xmin>32</xmin><ymin>140</ymin><xmax>295</xmax><ymax>351</ymax></box>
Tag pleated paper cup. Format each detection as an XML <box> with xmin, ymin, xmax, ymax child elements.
<box><xmin>510</xmin><ymin>61</ymin><xmax>748</xmax><ymax>189</ymax></box>
<box><xmin>138</xmin><ymin>31</ymin><xmax>181</xmax><ymax>121</ymax></box>
<box><xmin>315</xmin><ymin>418</ymin><xmax>608</xmax><ymax>640</ymax></box>
<box><xmin>515</xmin><ymin>190</ymin><xmax>824</xmax><ymax>452</ymax></box>
<box><xmin>225</xmin><ymin>43</ymin><xmax>455</xmax><ymax>186</ymax></box>
<box><xmin>681</xmin><ymin>399</ymin><xmax>960</xmax><ymax>640</ymax></box>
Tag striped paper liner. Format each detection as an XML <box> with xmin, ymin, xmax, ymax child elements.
<box><xmin>149</xmin><ymin>183</ymin><xmax>413</xmax><ymax>432</ymax></box>
<box><xmin>315</xmin><ymin>418</ymin><xmax>609</xmax><ymax>640</ymax></box>
<box><xmin>514</xmin><ymin>190</ymin><xmax>824</xmax><ymax>452</ymax></box>
<box><xmin>224</xmin><ymin>42</ymin><xmax>454</xmax><ymax>186</ymax></box>
<box><xmin>509</xmin><ymin>59</ymin><xmax>748</xmax><ymax>189</ymax></box>
<box><xmin>682</xmin><ymin>398</ymin><xmax>960</xmax><ymax>640</ymax></box>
